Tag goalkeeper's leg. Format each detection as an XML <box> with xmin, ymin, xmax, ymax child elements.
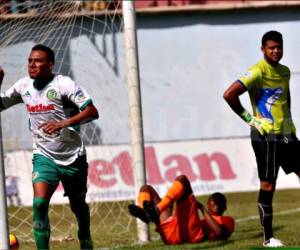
<box><xmin>258</xmin><ymin>184</ymin><xmax>275</xmax><ymax>242</ymax></box>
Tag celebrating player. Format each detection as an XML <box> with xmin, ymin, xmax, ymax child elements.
<box><xmin>128</xmin><ymin>175</ymin><xmax>234</xmax><ymax>244</ymax></box>
<box><xmin>223</xmin><ymin>30</ymin><xmax>300</xmax><ymax>247</ymax></box>
<box><xmin>0</xmin><ymin>44</ymin><xmax>99</xmax><ymax>250</ymax></box>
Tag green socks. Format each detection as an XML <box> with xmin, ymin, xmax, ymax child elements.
<box><xmin>33</xmin><ymin>197</ymin><xmax>50</xmax><ymax>250</ymax></box>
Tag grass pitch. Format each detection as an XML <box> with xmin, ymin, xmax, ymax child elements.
<box><xmin>9</xmin><ymin>189</ymin><xmax>300</xmax><ymax>250</ymax></box>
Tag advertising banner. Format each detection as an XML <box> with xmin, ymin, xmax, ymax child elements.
<box><xmin>5</xmin><ymin>138</ymin><xmax>300</xmax><ymax>206</ymax></box>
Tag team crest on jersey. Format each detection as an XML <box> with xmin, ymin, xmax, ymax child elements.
<box><xmin>46</xmin><ymin>89</ymin><xmax>57</xmax><ymax>99</ymax></box>
<box><xmin>75</xmin><ymin>87</ymin><xmax>86</xmax><ymax>102</ymax></box>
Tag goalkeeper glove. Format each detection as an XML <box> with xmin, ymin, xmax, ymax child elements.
<box><xmin>240</xmin><ymin>110</ymin><xmax>273</xmax><ymax>135</ymax></box>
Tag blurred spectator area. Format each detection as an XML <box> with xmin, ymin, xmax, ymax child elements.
<box><xmin>134</xmin><ymin>0</ymin><xmax>244</xmax><ymax>9</ymax></box>
<box><xmin>80</xmin><ymin>0</ymin><xmax>279</xmax><ymax>11</ymax></box>
<box><xmin>1</xmin><ymin>0</ymin><xmax>300</xmax><ymax>16</ymax></box>
<box><xmin>0</xmin><ymin>0</ymin><xmax>37</xmax><ymax>15</ymax></box>
<box><xmin>81</xmin><ymin>0</ymin><xmax>300</xmax><ymax>11</ymax></box>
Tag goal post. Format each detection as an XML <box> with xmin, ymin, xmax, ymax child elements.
<box><xmin>122</xmin><ymin>0</ymin><xmax>150</xmax><ymax>243</ymax></box>
<box><xmin>0</xmin><ymin>119</ymin><xmax>9</xmax><ymax>250</ymax></box>
<box><xmin>0</xmin><ymin>0</ymin><xmax>149</xmax><ymax>248</ymax></box>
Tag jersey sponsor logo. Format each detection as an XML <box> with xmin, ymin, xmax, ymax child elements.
<box><xmin>26</xmin><ymin>104</ymin><xmax>55</xmax><ymax>113</ymax></box>
<box><xmin>46</xmin><ymin>89</ymin><xmax>57</xmax><ymax>99</ymax></box>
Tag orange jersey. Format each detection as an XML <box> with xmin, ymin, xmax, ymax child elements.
<box><xmin>201</xmin><ymin>215</ymin><xmax>235</xmax><ymax>240</ymax></box>
<box><xmin>156</xmin><ymin>194</ymin><xmax>206</xmax><ymax>244</ymax></box>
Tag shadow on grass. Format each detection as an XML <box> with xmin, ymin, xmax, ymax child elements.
<box><xmin>187</xmin><ymin>240</ymin><xmax>235</xmax><ymax>249</ymax></box>
<box><xmin>235</xmin><ymin>225</ymin><xmax>284</xmax><ymax>240</ymax></box>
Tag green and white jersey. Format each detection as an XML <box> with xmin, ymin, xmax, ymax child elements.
<box><xmin>238</xmin><ymin>59</ymin><xmax>293</xmax><ymax>135</ymax></box>
<box><xmin>0</xmin><ymin>75</ymin><xmax>92</xmax><ymax>165</ymax></box>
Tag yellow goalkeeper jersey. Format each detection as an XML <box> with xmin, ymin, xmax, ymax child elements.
<box><xmin>238</xmin><ymin>59</ymin><xmax>293</xmax><ymax>135</ymax></box>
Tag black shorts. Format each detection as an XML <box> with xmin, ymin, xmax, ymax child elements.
<box><xmin>251</xmin><ymin>129</ymin><xmax>300</xmax><ymax>182</ymax></box>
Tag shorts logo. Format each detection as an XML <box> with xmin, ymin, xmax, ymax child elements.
<box><xmin>46</xmin><ymin>89</ymin><xmax>57</xmax><ymax>99</ymax></box>
<box><xmin>32</xmin><ymin>171</ymin><xmax>39</xmax><ymax>181</ymax></box>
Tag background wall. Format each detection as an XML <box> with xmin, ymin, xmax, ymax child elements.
<box><xmin>1</xmin><ymin>7</ymin><xmax>300</xmax><ymax>149</ymax></box>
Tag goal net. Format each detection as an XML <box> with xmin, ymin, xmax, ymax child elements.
<box><xmin>0</xmin><ymin>0</ymin><xmax>140</xmax><ymax>248</ymax></box>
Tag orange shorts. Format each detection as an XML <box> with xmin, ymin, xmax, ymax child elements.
<box><xmin>156</xmin><ymin>194</ymin><xmax>205</xmax><ymax>244</ymax></box>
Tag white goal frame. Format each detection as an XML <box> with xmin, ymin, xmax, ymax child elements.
<box><xmin>0</xmin><ymin>115</ymin><xmax>9</xmax><ymax>250</ymax></box>
<box><xmin>122</xmin><ymin>1</ymin><xmax>149</xmax><ymax>243</ymax></box>
<box><xmin>0</xmin><ymin>0</ymin><xmax>149</xmax><ymax>247</ymax></box>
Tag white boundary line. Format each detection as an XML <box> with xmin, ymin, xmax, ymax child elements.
<box><xmin>236</xmin><ymin>207</ymin><xmax>300</xmax><ymax>223</ymax></box>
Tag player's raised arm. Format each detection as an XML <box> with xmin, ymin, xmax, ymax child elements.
<box><xmin>0</xmin><ymin>67</ymin><xmax>23</xmax><ymax>112</ymax></box>
<box><xmin>223</xmin><ymin>81</ymin><xmax>273</xmax><ymax>135</ymax></box>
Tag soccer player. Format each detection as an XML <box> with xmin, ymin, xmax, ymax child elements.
<box><xmin>0</xmin><ymin>44</ymin><xmax>99</xmax><ymax>250</ymax></box>
<box><xmin>223</xmin><ymin>30</ymin><xmax>300</xmax><ymax>247</ymax></box>
<box><xmin>128</xmin><ymin>175</ymin><xmax>234</xmax><ymax>244</ymax></box>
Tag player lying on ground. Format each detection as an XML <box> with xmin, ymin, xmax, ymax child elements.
<box><xmin>128</xmin><ymin>175</ymin><xmax>234</xmax><ymax>244</ymax></box>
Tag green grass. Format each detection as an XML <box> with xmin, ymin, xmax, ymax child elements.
<box><xmin>9</xmin><ymin>189</ymin><xmax>300</xmax><ymax>250</ymax></box>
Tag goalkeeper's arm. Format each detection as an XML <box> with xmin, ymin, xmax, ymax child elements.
<box><xmin>223</xmin><ymin>81</ymin><xmax>273</xmax><ymax>135</ymax></box>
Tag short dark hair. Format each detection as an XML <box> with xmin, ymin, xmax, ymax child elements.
<box><xmin>32</xmin><ymin>44</ymin><xmax>55</xmax><ymax>64</ymax></box>
<box><xmin>209</xmin><ymin>192</ymin><xmax>227</xmax><ymax>206</ymax></box>
<box><xmin>262</xmin><ymin>31</ymin><xmax>283</xmax><ymax>47</ymax></box>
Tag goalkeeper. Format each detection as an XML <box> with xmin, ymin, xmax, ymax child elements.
<box><xmin>0</xmin><ymin>44</ymin><xmax>98</xmax><ymax>250</ymax></box>
<box><xmin>223</xmin><ymin>30</ymin><xmax>300</xmax><ymax>248</ymax></box>
<box><xmin>128</xmin><ymin>175</ymin><xmax>234</xmax><ymax>244</ymax></box>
